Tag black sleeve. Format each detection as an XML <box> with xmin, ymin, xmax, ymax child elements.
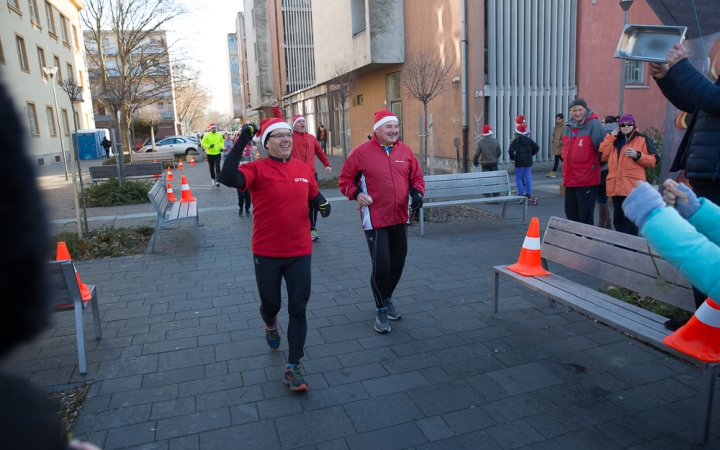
<box><xmin>308</xmin><ymin>192</ymin><xmax>328</xmax><ymax>210</ymax></box>
<box><xmin>219</xmin><ymin>137</ymin><xmax>250</xmax><ymax>189</ymax></box>
<box><xmin>531</xmin><ymin>139</ymin><xmax>540</xmax><ymax>156</ymax></box>
<box><xmin>508</xmin><ymin>141</ymin><xmax>517</xmax><ymax>160</ymax></box>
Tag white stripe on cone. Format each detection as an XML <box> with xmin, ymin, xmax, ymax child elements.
<box><xmin>521</xmin><ymin>236</ymin><xmax>541</xmax><ymax>251</ymax></box>
<box><xmin>695</xmin><ymin>301</ymin><xmax>720</xmax><ymax>328</ymax></box>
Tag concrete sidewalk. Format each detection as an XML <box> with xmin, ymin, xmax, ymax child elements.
<box><xmin>2</xmin><ymin>157</ymin><xmax>716</xmax><ymax>449</ymax></box>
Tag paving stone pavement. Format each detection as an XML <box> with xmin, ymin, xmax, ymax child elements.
<box><xmin>2</xmin><ymin>157</ymin><xmax>718</xmax><ymax>449</ymax></box>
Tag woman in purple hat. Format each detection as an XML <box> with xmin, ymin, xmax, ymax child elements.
<box><xmin>599</xmin><ymin>113</ymin><xmax>658</xmax><ymax>235</ymax></box>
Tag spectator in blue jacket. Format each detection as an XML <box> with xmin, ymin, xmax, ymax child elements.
<box><xmin>649</xmin><ymin>42</ymin><xmax>720</xmax><ymax>330</ymax></box>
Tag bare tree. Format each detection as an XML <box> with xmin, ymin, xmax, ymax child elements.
<box><xmin>136</xmin><ymin>105</ymin><xmax>162</xmax><ymax>152</ymax></box>
<box><xmin>327</xmin><ymin>64</ymin><xmax>358</xmax><ymax>160</ymax></box>
<box><xmin>174</xmin><ymin>64</ymin><xmax>209</xmax><ymax>134</ymax></box>
<box><xmin>83</xmin><ymin>0</ymin><xmax>186</xmax><ymax>183</ymax></box>
<box><xmin>401</xmin><ymin>42</ymin><xmax>456</xmax><ymax>173</ymax></box>
<box><xmin>201</xmin><ymin>110</ymin><xmax>238</xmax><ymax>133</ymax></box>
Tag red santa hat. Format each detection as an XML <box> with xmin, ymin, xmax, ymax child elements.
<box><xmin>373</xmin><ymin>110</ymin><xmax>399</xmax><ymax>131</ymax></box>
<box><xmin>482</xmin><ymin>124</ymin><xmax>493</xmax><ymax>136</ymax></box>
<box><xmin>208</xmin><ymin>123</ymin><xmax>217</xmax><ymax>130</ymax></box>
<box><xmin>515</xmin><ymin>115</ymin><xmax>526</xmax><ymax>134</ymax></box>
<box><xmin>256</xmin><ymin>117</ymin><xmax>292</xmax><ymax>148</ymax></box>
<box><xmin>291</xmin><ymin>115</ymin><xmax>305</xmax><ymax>127</ymax></box>
<box><xmin>516</xmin><ymin>123</ymin><xmax>529</xmax><ymax>135</ymax></box>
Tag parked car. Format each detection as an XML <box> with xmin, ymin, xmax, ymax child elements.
<box><xmin>138</xmin><ymin>136</ymin><xmax>199</xmax><ymax>155</ymax></box>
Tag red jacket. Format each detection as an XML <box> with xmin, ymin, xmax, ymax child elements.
<box><xmin>339</xmin><ymin>136</ymin><xmax>425</xmax><ymax>230</ymax></box>
<box><xmin>561</xmin><ymin>111</ymin><xmax>606</xmax><ymax>187</ymax></box>
<box><xmin>272</xmin><ymin>107</ymin><xmax>330</xmax><ymax>174</ymax></box>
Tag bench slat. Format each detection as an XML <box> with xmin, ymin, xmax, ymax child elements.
<box><xmin>493</xmin><ymin>266</ymin><xmax>702</xmax><ymax>363</ymax></box>
<box><xmin>422</xmin><ymin>197</ymin><xmax>524</xmax><ymax>208</ymax></box>
<box><xmin>166</xmin><ymin>201</ymin><xmax>182</xmax><ymax>221</ymax></box>
<box><xmin>187</xmin><ymin>201</ymin><xmax>198</xmax><ymax>217</ymax></box>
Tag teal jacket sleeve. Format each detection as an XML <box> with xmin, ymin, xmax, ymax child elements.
<box><xmin>687</xmin><ymin>199</ymin><xmax>720</xmax><ymax>248</ymax></box>
<box><xmin>641</xmin><ymin>204</ymin><xmax>720</xmax><ymax>301</ymax></box>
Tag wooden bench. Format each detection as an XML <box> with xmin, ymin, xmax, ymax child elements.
<box><xmin>419</xmin><ymin>171</ymin><xmax>528</xmax><ymax>236</ymax></box>
<box><xmin>89</xmin><ymin>162</ymin><xmax>165</xmax><ymax>184</ymax></box>
<box><xmin>47</xmin><ymin>260</ymin><xmax>102</xmax><ymax>375</ymax></box>
<box><xmin>148</xmin><ymin>180</ymin><xmax>200</xmax><ymax>252</ymax></box>
<box><xmin>132</xmin><ymin>152</ymin><xmax>176</xmax><ymax>168</ymax></box>
<box><xmin>491</xmin><ymin>216</ymin><xmax>719</xmax><ymax>444</ymax></box>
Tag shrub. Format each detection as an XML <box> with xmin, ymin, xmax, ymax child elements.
<box><xmin>644</xmin><ymin>126</ymin><xmax>663</xmax><ymax>185</ymax></box>
<box><xmin>82</xmin><ymin>178</ymin><xmax>153</xmax><ymax>207</ymax></box>
<box><xmin>54</xmin><ymin>225</ymin><xmax>154</xmax><ymax>260</ymax></box>
<box><xmin>103</xmin><ymin>154</ymin><xmax>131</xmax><ymax>165</ymax></box>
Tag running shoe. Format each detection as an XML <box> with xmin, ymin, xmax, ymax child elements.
<box><xmin>284</xmin><ymin>363</ymin><xmax>309</xmax><ymax>391</ymax></box>
<box><xmin>215</xmin><ymin>180</ymin><xmax>221</xmax><ymax>188</ymax></box>
<box><xmin>265</xmin><ymin>318</ymin><xmax>281</xmax><ymax>350</ymax></box>
<box><xmin>385</xmin><ymin>298</ymin><xmax>401</xmax><ymax>320</ymax></box>
<box><xmin>245</xmin><ymin>209</ymin><xmax>252</xmax><ymax>216</ymax></box>
<box><xmin>239</xmin><ymin>209</ymin><xmax>244</xmax><ymax>216</ymax></box>
<box><xmin>374</xmin><ymin>308</ymin><xmax>391</xmax><ymax>333</ymax></box>
<box><xmin>311</xmin><ymin>229</ymin><xmax>319</xmax><ymax>241</ymax></box>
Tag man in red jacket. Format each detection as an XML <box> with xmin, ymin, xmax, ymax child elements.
<box><xmin>339</xmin><ymin>110</ymin><xmax>425</xmax><ymax>333</ymax></box>
<box><xmin>270</xmin><ymin>99</ymin><xmax>332</xmax><ymax>241</ymax></box>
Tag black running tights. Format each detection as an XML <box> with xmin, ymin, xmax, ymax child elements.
<box><xmin>254</xmin><ymin>254</ymin><xmax>311</xmax><ymax>364</ymax></box>
<box><xmin>207</xmin><ymin>154</ymin><xmax>221</xmax><ymax>180</ymax></box>
<box><xmin>364</xmin><ymin>224</ymin><xmax>408</xmax><ymax>309</ymax></box>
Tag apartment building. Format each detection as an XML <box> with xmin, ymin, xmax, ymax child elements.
<box><xmin>85</xmin><ymin>30</ymin><xmax>179</xmax><ymax>141</ymax></box>
<box><xmin>239</xmin><ymin>0</ymin><xmax>670</xmax><ymax>172</ymax></box>
<box><xmin>1</xmin><ymin>0</ymin><xmax>95</xmax><ymax>166</ymax></box>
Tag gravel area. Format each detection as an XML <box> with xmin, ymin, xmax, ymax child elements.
<box><xmin>48</xmin><ymin>384</ymin><xmax>91</xmax><ymax>441</ymax></box>
<box><xmin>409</xmin><ymin>204</ymin><xmax>500</xmax><ymax>226</ymax></box>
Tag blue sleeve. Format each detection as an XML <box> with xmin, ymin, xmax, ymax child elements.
<box><xmin>688</xmin><ymin>199</ymin><xmax>720</xmax><ymax>247</ymax></box>
<box><xmin>641</xmin><ymin>207</ymin><xmax>720</xmax><ymax>301</ymax></box>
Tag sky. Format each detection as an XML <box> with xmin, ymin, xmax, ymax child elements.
<box><xmin>165</xmin><ymin>0</ymin><xmax>245</xmax><ymax>115</ymax></box>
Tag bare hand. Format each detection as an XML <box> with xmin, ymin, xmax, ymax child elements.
<box><xmin>269</xmin><ymin>98</ymin><xmax>279</xmax><ymax>108</ymax></box>
<box><xmin>611</xmin><ymin>128</ymin><xmax>619</xmax><ymax>137</ymax></box>
<box><xmin>648</xmin><ymin>62</ymin><xmax>669</xmax><ymax>79</ymax></box>
<box><xmin>324</xmin><ymin>166</ymin><xmax>332</xmax><ymax>173</ymax></box>
<box><xmin>624</xmin><ymin>148</ymin><xmax>638</xmax><ymax>158</ymax></box>
<box><xmin>357</xmin><ymin>193</ymin><xmax>373</xmax><ymax>207</ymax></box>
<box><xmin>662</xmin><ymin>178</ymin><xmax>689</xmax><ymax>207</ymax></box>
<box><xmin>666</xmin><ymin>42</ymin><xmax>687</xmax><ymax>68</ymax></box>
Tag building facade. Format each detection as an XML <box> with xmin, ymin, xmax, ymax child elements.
<box><xmin>1</xmin><ymin>0</ymin><xmax>95</xmax><ymax>166</ymax></box>
<box><xmin>237</xmin><ymin>0</ymin><xmax>670</xmax><ymax>172</ymax></box>
<box><xmin>85</xmin><ymin>30</ymin><xmax>179</xmax><ymax>144</ymax></box>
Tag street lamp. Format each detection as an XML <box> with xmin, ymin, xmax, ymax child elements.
<box><xmin>618</xmin><ymin>0</ymin><xmax>634</xmax><ymax>116</ymax></box>
<box><xmin>43</xmin><ymin>66</ymin><xmax>69</xmax><ymax>180</ymax></box>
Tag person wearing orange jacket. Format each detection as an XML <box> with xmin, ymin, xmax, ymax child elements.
<box><xmin>270</xmin><ymin>99</ymin><xmax>332</xmax><ymax>241</ymax></box>
<box><xmin>599</xmin><ymin>113</ymin><xmax>658</xmax><ymax>235</ymax></box>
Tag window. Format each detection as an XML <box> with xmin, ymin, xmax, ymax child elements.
<box><xmin>61</xmin><ymin>108</ymin><xmax>69</xmax><ymax>135</ymax></box>
<box><xmin>353</xmin><ymin>94</ymin><xmax>363</xmax><ymax>106</ymax></box>
<box><xmin>157</xmin><ymin>101</ymin><xmax>165</xmax><ymax>110</ymax></box>
<box><xmin>66</xmin><ymin>62</ymin><xmax>73</xmax><ymax>82</ymax></box>
<box><xmin>15</xmin><ymin>35</ymin><xmax>29</xmax><ymax>72</ymax></box>
<box><xmin>101</xmin><ymin>37</ymin><xmax>109</xmax><ymax>46</ymax></box>
<box><xmin>77</xmin><ymin>69</ymin><xmax>83</xmax><ymax>88</ymax></box>
<box><xmin>46</xmin><ymin>106</ymin><xmax>56</xmax><ymax>136</ymax></box>
<box><xmin>7</xmin><ymin>0</ymin><xmax>20</xmax><ymax>14</ymax></box>
<box><xmin>72</xmin><ymin>25</ymin><xmax>79</xmax><ymax>51</ymax></box>
<box><xmin>45</xmin><ymin>3</ymin><xmax>56</xmax><ymax>36</ymax></box>
<box><xmin>385</xmin><ymin>72</ymin><xmax>403</xmax><ymax>140</ymax></box>
<box><xmin>625</xmin><ymin>60</ymin><xmax>644</xmax><ymax>85</ymax></box>
<box><xmin>74</xmin><ymin>111</ymin><xmax>80</xmax><ymax>128</ymax></box>
<box><xmin>53</xmin><ymin>55</ymin><xmax>61</xmax><ymax>83</ymax></box>
<box><xmin>97</xmin><ymin>105</ymin><xmax>106</xmax><ymax>115</ymax></box>
<box><xmin>26</xmin><ymin>102</ymin><xmax>39</xmax><ymax>136</ymax></box>
<box><xmin>59</xmin><ymin>14</ymin><xmax>69</xmax><ymax>46</ymax></box>
<box><xmin>350</xmin><ymin>0</ymin><xmax>366</xmax><ymax>35</ymax></box>
<box><xmin>28</xmin><ymin>0</ymin><xmax>39</xmax><ymax>24</ymax></box>
<box><xmin>36</xmin><ymin>46</ymin><xmax>45</xmax><ymax>77</ymax></box>
<box><xmin>0</xmin><ymin>37</ymin><xmax>5</xmax><ymax>64</ymax></box>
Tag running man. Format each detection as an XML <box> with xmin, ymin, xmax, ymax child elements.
<box><xmin>270</xmin><ymin>99</ymin><xmax>331</xmax><ymax>241</ymax></box>
<box><xmin>219</xmin><ymin>119</ymin><xmax>331</xmax><ymax>391</ymax></box>
<box><xmin>339</xmin><ymin>110</ymin><xmax>425</xmax><ymax>333</ymax></box>
<box><xmin>201</xmin><ymin>123</ymin><xmax>224</xmax><ymax>187</ymax></box>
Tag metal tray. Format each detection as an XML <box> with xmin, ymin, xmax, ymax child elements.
<box><xmin>615</xmin><ymin>25</ymin><xmax>687</xmax><ymax>63</ymax></box>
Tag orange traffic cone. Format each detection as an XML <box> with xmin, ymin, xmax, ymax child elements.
<box><xmin>166</xmin><ymin>183</ymin><xmax>177</xmax><ymax>202</ymax></box>
<box><xmin>663</xmin><ymin>298</ymin><xmax>720</xmax><ymax>363</ymax></box>
<box><xmin>190</xmin><ymin>156</ymin><xmax>196</xmax><ymax>166</ymax></box>
<box><xmin>166</xmin><ymin>167</ymin><xmax>174</xmax><ymax>181</ymax></box>
<box><xmin>507</xmin><ymin>217</ymin><xmax>551</xmax><ymax>277</ymax></box>
<box><xmin>56</xmin><ymin>241</ymin><xmax>92</xmax><ymax>301</ymax></box>
<box><xmin>153</xmin><ymin>159</ymin><xmax>157</xmax><ymax>163</ymax></box>
<box><xmin>180</xmin><ymin>175</ymin><xmax>196</xmax><ymax>202</ymax></box>
<box><xmin>178</xmin><ymin>161</ymin><xmax>185</xmax><ymax>170</ymax></box>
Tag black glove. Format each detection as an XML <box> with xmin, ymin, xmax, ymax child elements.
<box><xmin>241</xmin><ymin>123</ymin><xmax>257</xmax><ymax>140</ymax></box>
<box><xmin>410</xmin><ymin>188</ymin><xmax>423</xmax><ymax>211</ymax></box>
<box><xmin>318</xmin><ymin>201</ymin><xmax>331</xmax><ymax>218</ymax></box>
<box><xmin>209</xmin><ymin>144</ymin><xmax>215</xmax><ymax>149</ymax></box>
